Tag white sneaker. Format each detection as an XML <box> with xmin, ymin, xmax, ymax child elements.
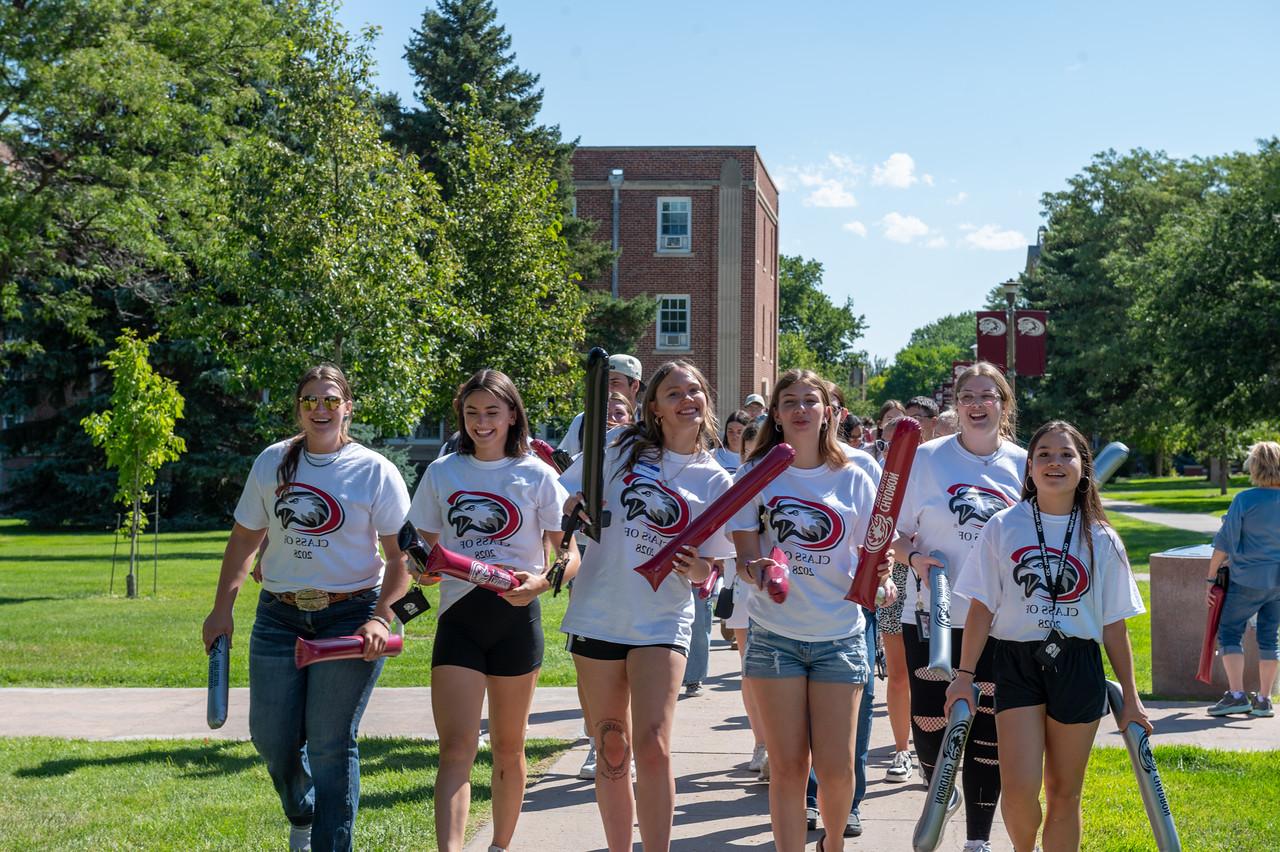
<box><xmin>758</xmin><ymin>753</ymin><xmax>770</xmax><ymax>781</ymax></box>
<box><xmin>578</xmin><ymin>741</ymin><xmax>597</xmax><ymax>779</ymax></box>
<box><xmin>962</xmin><ymin>841</ymin><xmax>992</xmax><ymax>852</ymax></box>
<box><xmin>288</xmin><ymin>824</ymin><xmax>312</xmax><ymax>852</ymax></box>
<box><xmin>885</xmin><ymin>749</ymin><xmax>914</xmax><ymax>783</ymax></box>
<box><xmin>805</xmin><ymin>805</ymin><xmax>818</xmax><ymax>831</ymax></box>
<box><xmin>748</xmin><ymin>744</ymin><xmax>767</xmax><ymax>772</ymax></box>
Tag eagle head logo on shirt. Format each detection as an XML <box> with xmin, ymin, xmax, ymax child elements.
<box><xmin>274</xmin><ymin>483</ymin><xmax>345</xmax><ymax>535</ymax></box>
<box><xmin>446</xmin><ymin>491</ymin><xmax>522</xmax><ymax>540</ymax></box>
<box><xmin>1010</xmin><ymin>545</ymin><xmax>1091</xmax><ymax>604</ymax></box>
<box><xmin>766</xmin><ymin>496</ymin><xmax>844</xmax><ymax>551</ymax></box>
<box><xmin>946</xmin><ymin>484</ymin><xmax>1013</xmax><ymax>527</ymax></box>
<box><xmin>620</xmin><ymin>474</ymin><xmax>690</xmax><ymax>536</ymax></box>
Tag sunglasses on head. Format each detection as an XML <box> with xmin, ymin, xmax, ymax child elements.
<box><xmin>299</xmin><ymin>395</ymin><xmax>344</xmax><ymax>412</ymax></box>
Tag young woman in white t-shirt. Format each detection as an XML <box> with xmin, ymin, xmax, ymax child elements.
<box><xmin>946</xmin><ymin>421</ymin><xmax>1148</xmax><ymax>852</ymax></box>
<box><xmin>202</xmin><ymin>364</ymin><xmax>412</xmax><ymax>852</ymax></box>
<box><xmin>893</xmin><ymin>361</ymin><xmax>1026</xmax><ymax>851</ymax></box>
<box><xmin>560</xmin><ymin>360</ymin><xmax>734</xmax><ymax>852</ymax></box>
<box><xmin>730</xmin><ymin>369</ymin><xmax>895</xmax><ymax>852</ymax></box>
<box><xmin>407</xmin><ymin>369</ymin><xmax>579</xmax><ymax>852</ymax></box>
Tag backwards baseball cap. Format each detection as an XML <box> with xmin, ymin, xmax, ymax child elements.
<box><xmin>744</xmin><ymin>393</ymin><xmax>766</xmax><ymax>407</ymax></box>
<box><xmin>608</xmin><ymin>354</ymin><xmax>643</xmax><ymax>382</ymax></box>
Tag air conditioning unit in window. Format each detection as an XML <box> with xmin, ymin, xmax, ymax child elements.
<box><xmin>660</xmin><ymin>333</ymin><xmax>688</xmax><ymax>348</ymax></box>
<box><xmin>662</xmin><ymin>235</ymin><xmax>688</xmax><ymax>250</ymax></box>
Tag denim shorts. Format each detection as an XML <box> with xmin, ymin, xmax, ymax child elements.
<box><xmin>1218</xmin><ymin>581</ymin><xmax>1280</xmax><ymax>660</ymax></box>
<box><xmin>743</xmin><ymin>621</ymin><xmax>869</xmax><ymax>684</ymax></box>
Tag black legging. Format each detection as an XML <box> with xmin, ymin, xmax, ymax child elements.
<box><xmin>902</xmin><ymin>623</ymin><xmax>1000</xmax><ymax>842</ymax></box>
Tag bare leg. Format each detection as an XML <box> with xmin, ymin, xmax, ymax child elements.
<box><xmin>627</xmin><ymin>647</ymin><xmax>685</xmax><ymax>851</ymax></box>
<box><xmin>432</xmin><ymin>665</ymin><xmax>487</xmax><ymax>852</ymax></box>
<box><xmin>485</xmin><ymin>670</ymin><xmax>540</xmax><ymax>850</ymax></box>
<box><xmin>1042</xmin><ymin>715</ymin><xmax>1099</xmax><ymax>852</ymax></box>
<box><xmin>994</xmin><ymin>705</ymin><xmax>1046</xmax><ymax>852</ymax></box>
<box><xmin>751</xmin><ymin>675</ymin><xmax>811</xmax><ymax>852</ymax></box>
<box><xmin>734</xmin><ymin>628</ymin><xmax>765</xmax><ymax>748</ymax></box>
<box><xmin>883</xmin><ymin>632</ymin><xmax>912</xmax><ymax>752</ymax></box>
<box><xmin>573</xmin><ymin>654</ymin><xmax>634</xmax><ymax>852</ymax></box>
<box><xmin>1259</xmin><ymin>659</ymin><xmax>1278</xmax><ymax>697</ymax></box>
<box><xmin>1222</xmin><ymin>653</ymin><xmax>1245</xmax><ymax>694</ymax></box>
<box><xmin>809</xmin><ymin>680</ymin><xmax>860</xmax><ymax>852</ymax></box>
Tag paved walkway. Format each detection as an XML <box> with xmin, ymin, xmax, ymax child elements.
<box><xmin>1101</xmin><ymin>499</ymin><xmax>1221</xmax><ymax>536</ymax></box>
<box><xmin>3</xmin><ymin>639</ymin><xmax>1276</xmax><ymax>851</ymax></box>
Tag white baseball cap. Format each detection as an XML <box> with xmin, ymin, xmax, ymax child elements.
<box><xmin>608</xmin><ymin>354</ymin><xmax>643</xmax><ymax>382</ymax></box>
<box><xmin>744</xmin><ymin>393</ymin><xmax>766</xmax><ymax>407</ymax></box>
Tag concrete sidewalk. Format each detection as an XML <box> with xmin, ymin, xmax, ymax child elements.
<box><xmin>1101</xmin><ymin>499</ymin><xmax>1221</xmax><ymax>536</ymax></box>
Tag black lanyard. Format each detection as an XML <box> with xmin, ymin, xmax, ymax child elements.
<box><xmin>1030</xmin><ymin>498</ymin><xmax>1078</xmax><ymax>615</ymax></box>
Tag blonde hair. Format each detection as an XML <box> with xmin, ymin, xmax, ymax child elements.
<box><xmin>954</xmin><ymin>361</ymin><xmax>1017</xmax><ymax>440</ymax></box>
<box><xmin>745</xmin><ymin>369</ymin><xmax>849</xmax><ymax>470</ymax></box>
<box><xmin>1245</xmin><ymin>441</ymin><xmax>1280</xmax><ymax>487</ymax></box>
<box><xmin>615</xmin><ymin>361</ymin><xmax>720</xmax><ymax>476</ymax></box>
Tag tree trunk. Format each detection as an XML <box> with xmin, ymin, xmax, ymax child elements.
<box><xmin>1154</xmin><ymin>449</ymin><xmax>1165</xmax><ymax>478</ymax></box>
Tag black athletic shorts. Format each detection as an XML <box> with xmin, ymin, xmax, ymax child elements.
<box><xmin>431</xmin><ymin>587</ymin><xmax>543</xmax><ymax>677</ymax></box>
<box><xmin>565</xmin><ymin>633</ymin><xmax>687</xmax><ymax>661</ymax></box>
<box><xmin>994</xmin><ymin>635</ymin><xmax>1107</xmax><ymax>724</ymax></box>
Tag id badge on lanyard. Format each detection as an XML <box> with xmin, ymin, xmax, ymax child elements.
<box><xmin>1031</xmin><ymin>499</ymin><xmax>1077</xmax><ymax>672</ymax></box>
<box><xmin>914</xmin><ymin>572</ymin><xmax>930</xmax><ymax>640</ymax></box>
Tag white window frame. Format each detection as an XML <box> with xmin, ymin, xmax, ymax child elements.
<box><xmin>655</xmin><ymin>294</ymin><xmax>691</xmax><ymax>351</ymax></box>
<box><xmin>656</xmin><ymin>197</ymin><xmax>691</xmax><ymax>253</ymax></box>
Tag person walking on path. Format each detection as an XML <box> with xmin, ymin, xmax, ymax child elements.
<box><xmin>407</xmin><ymin>369</ymin><xmax>579</xmax><ymax>852</ymax></box>
<box><xmin>201</xmin><ymin>364</ymin><xmax>412</xmax><ymax>852</ymax></box>
<box><xmin>1205</xmin><ymin>440</ymin><xmax>1280</xmax><ymax>718</ymax></box>
<box><xmin>946</xmin><ymin>420</ymin><xmax>1149</xmax><ymax>852</ymax></box>
<box><xmin>559</xmin><ymin>361</ymin><xmax>735</xmax><ymax>852</ymax></box>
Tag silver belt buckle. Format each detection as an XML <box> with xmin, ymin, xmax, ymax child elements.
<box><xmin>294</xmin><ymin>589</ymin><xmax>330</xmax><ymax>611</ymax></box>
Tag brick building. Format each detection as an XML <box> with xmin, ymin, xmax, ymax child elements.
<box><xmin>572</xmin><ymin>146</ymin><xmax>779</xmax><ymax>421</ymax></box>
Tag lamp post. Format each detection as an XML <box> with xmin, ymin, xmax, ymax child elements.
<box><xmin>608</xmin><ymin>168</ymin><xmax>624</xmax><ymax>298</ymax></box>
<box><xmin>1001</xmin><ymin>278</ymin><xmax>1020</xmax><ymax>396</ymax></box>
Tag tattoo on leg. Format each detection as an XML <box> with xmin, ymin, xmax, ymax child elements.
<box><xmin>596</xmin><ymin>718</ymin><xmax>630</xmax><ymax>781</ymax></box>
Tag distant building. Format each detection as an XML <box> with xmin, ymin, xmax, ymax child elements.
<box><xmin>572</xmin><ymin>146</ymin><xmax>780</xmax><ymax>421</ymax></box>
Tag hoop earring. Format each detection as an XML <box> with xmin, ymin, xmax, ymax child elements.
<box><xmin>1077</xmin><ymin>478</ymin><xmax>1090</xmax><ymax>493</ymax></box>
<box><xmin>1025</xmin><ymin>477</ymin><xmax>1036</xmax><ymax>492</ymax></box>
<box><xmin>774</xmin><ymin>421</ymin><xmax>783</xmax><ymax>433</ymax></box>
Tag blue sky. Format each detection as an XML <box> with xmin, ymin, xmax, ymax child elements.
<box><xmin>336</xmin><ymin>1</ymin><xmax>1279</xmax><ymax>362</ymax></box>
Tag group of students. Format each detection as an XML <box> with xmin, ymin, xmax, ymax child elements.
<box><xmin>202</xmin><ymin>357</ymin><xmax>1149</xmax><ymax>852</ymax></box>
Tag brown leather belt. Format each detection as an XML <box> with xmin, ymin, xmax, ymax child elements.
<box><xmin>271</xmin><ymin>587</ymin><xmax>375</xmax><ymax>611</ymax></box>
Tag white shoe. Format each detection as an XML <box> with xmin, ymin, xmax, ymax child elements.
<box><xmin>962</xmin><ymin>841</ymin><xmax>992</xmax><ymax>852</ymax></box>
<box><xmin>758</xmin><ymin>753</ymin><xmax>770</xmax><ymax>781</ymax></box>
<box><xmin>885</xmin><ymin>749</ymin><xmax>914</xmax><ymax>783</ymax></box>
<box><xmin>288</xmin><ymin>824</ymin><xmax>312</xmax><ymax>852</ymax></box>
<box><xmin>748</xmin><ymin>744</ymin><xmax>767</xmax><ymax>772</ymax></box>
<box><xmin>805</xmin><ymin>805</ymin><xmax>818</xmax><ymax>831</ymax></box>
<box><xmin>578</xmin><ymin>741</ymin><xmax>597</xmax><ymax>779</ymax></box>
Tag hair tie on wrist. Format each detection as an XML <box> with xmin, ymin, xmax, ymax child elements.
<box><xmin>955</xmin><ymin>667</ymin><xmax>975</xmax><ymax>677</ymax></box>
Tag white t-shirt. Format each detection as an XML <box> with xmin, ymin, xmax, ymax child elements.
<box><xmin>955</xmin><ymin>502</ymin><xmax>1145</xmax><ymax>642</ymax></box>
<box><xmin>843</xmin><ymin>442</ymin><xmax>883</xmax><ymax>484</ymax></box>
<box><xmin>730</xmin><ymin>459</ymin><xmax>878</xmax><ymax>641</ymax></box>
<box><xmin>715</xmin><ymin>447</ymin><xmax>741</xmax><ymax>475</ymax></box>
<box><xmin>233</xmin><ymin>440</ymin><xmax>411</xmax><ymax>593</ymax></box>
<box><xmin>408</xmin><ymin>451</ymin><xmax>568</xmax><ymax>615</ymax></box>
<box><xmin>560</xmin><ymin>441</ymin><xmax>735</xmax><ymax>648</ymax></box>
<box><xmin>557</xmin><ymin>412</ymin><xmax>587</xmax><ymax>457</ymax></box>
<box><xmin>896</xmin><ymin>435</ymin><xmax>1027</xmax><ymax>625</ymax></box>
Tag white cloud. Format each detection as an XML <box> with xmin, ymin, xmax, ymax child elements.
<box><xmin>880</xmin><ymin>212</ymin><xmax>930</xmax><ymax>244</ymax></box>
<box><xmin>964</xmin><ymin>224</ymin><xmax>1027</xmax><ymax>251</ymax></box>
<box><xmin>958</xmin><ymin>222</ymin><xmax>977</xmax><ymax>231</ymax></box>
<box><xmin>926</xmin><ymin>236</ymin><xmax>948</xmax><ymax>249</ymax></box>
<box><xmin>946</xmin><ymin>191</ymin><xmax>968</xmax><ymax>205</ymax></box>
<box><xmin>923</xmin><ymin>174</ymin><xmax>935</xmax><ymax>186</ymax></box>
<box><xmin>826</xmin><ymin>153</ymin><xmax>864</xmax><ymax>176</ymax></box>
<box><xmin>805</xmin><ymin>180</ymin><xmax>857</xmax><ymax>208</ymax></box>
<box><xmin>842</xmin><ymin>220</ymin><xmax>868</xmax><ymax>237</ymax></box>
<box><xmin>872</xmin><ymin>153</ymin><xmax>919</xmax><ymax>189</ymax></box>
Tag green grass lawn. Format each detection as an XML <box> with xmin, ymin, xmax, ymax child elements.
<box><xmin>1082</xmin><ymin>746</ymin><xmax>1280</xmax><ymax>851</ymax></box>
<box><xmin>0</xmin><ymin>519</ymin><xmax>574</xmax><ymax>688</ymax></box>
<box><xmin>1103</xmin><ymin>474</ymin><xmax>1251</xmax><ymax>517</ymax></box>
<box><xmin>0</xmin><ymin>736</ymin><xmax>568</xmax><ymax>851</ymax></box>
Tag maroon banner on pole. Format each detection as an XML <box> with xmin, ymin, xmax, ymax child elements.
<box><xmin>975</xmin><ymin>312</ymin><xmax>1007</xmax><ymax>371</ymax></box>
<box><xmin>1014</xmin><ymin>310</ymin><xmax>1048</xmax><ymax>377</ymax></box>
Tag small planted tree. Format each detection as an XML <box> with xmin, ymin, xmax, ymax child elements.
<box><xmin>82</xmin><ymin>331</ymin><xmax>186</xmax><ymax>597</ymax></box>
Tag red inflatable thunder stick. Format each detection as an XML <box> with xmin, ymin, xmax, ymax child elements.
<box><xmin>760</xmin><ymin>546</ymin><xmax>790</xmax><ymax>603</ymax></box>
<box><xmin>530</xmin><ymin>438</ymin><xmax>561</xmax><ymax>472</ymax></box>
<box><xmin>1197</xmin><ymin>564</ymin><xmax>1229</xmax><ymax>684</ymax></box>
<box><xmin>695</xmin><ymin>563</ymin><xmax>721</xmax><ymax>599</ymax></box>
<box><xmin>634</xmin><ymin>443</ymin><xmax>796</xmax><ymax>591</ymax></box>
<box><xmin>846</xmin><ymin>417</ymin><xmax>922</xmax><ymax>608</ymax></box>
<box><xmin>425</xmin><ymin>544</ymin><xmax>522</xmax><ymax>593</ymax></box>
<box><xmin>295</xmin><ymin>634</ymin><xmax>404</xmax><ymax>669</ymax></box>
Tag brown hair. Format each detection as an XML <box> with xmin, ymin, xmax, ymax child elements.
<box><xmin>615</xmin><ymin>360</ymin><xmax>720</xmax><ymax>476</ymax></box>
<box><xmin>277</xmin><ymin>363</ymin><xmax>354</xmax><ymax>487</ymax></box>
<box><xmin>745</xmin><ymin>369</ymin><xmax>849</xmax><ymax>470</ymax></box>
<box><xmin>722</xmin><ymin>409</ymin><xmax>752</xmax><ymax>449</ymax></box>
<box><xmin>453</xmin><ymin>369</ymin><xmax>530</xmax><ymax>458</ymax></box>
<box><xmin>878</xmin><ymin>399</ymin><xmax>906</xmax><ymax>426</ymax></box>
<box><xmin>1021</xmin><ymin>420</ymin><xmax>1111</xmax><ymax>571</ymax></box>
<box><xmin>607</xmin><ymin>391</ymin><xmax>635</xmax><ymax>422</ymax></box>
<box><xmin>1245</xmin><ymin>441</ymin><xmax>1280</xmax><ymax>487</ymax></box>
<box><xmin>955</xmin><ymin>361</ymin><xmax>1017</xmax><ymax>440</ymax></box>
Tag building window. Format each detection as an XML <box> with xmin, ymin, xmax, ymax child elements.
<box><xmin>656</xmin><ymin>197</ymin><xmax>691</xmax><ymax>252</ymax></box>
<box><xmin>656</xmin><ymin>295</ymin><xmax>690</xmax><ymax>350</ymax></box>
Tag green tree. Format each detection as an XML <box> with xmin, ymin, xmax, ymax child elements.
<box><xmin>876</xmin><ymin>312</ymin><xmax>975</xmax><ymax>405</ymax></box>
<box><xmin>777</xmin><ymin>254</ymin><xmax>868</xmax><ymax>384</ymax></box>
<box><xmin>582</xmin><ymin>291</ymin><xmax>659</xmax><ymax>356</ymax></box>
<box><xmin>82</xmin><ymin>331</ymin><xmax>186</xmax><ymax>597</ymax></box>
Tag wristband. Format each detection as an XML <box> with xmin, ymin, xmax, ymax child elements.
<box><xmin>1205</xmin><ymin>578</ymin><xmax>1217</xmax><ymax>584</ymax></box>
<box><xmin>369</xmin><ymin>615</ymin><xmax>392</xmax><ymax>630</ymax></box>
<box><xmin>954</xmin><ymin>667</ymin><xmax>975</xmax><ymax>677</ymax></box>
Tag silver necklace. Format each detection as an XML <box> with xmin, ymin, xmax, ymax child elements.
<box><xmin>303</xmin><ymin>443</ymin><xmax>346</xmax><ymax>468</ymax></box>
<box><xmin>660</xmin><ymin>448</ymin><xmax>699</xmax><ymax>485</ymax></box>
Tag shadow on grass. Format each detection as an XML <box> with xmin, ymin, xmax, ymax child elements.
<box><xmin>0</xmin><ymin>595</ymin><xmax>60</xmax><ymax>607</ymax></box>
<box><xmin>13</xmin><ymin>740</ymin><xmax>260</xmax><ymax>780</ymax></box>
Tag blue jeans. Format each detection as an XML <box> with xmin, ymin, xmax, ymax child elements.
<box><xmin>249</xmin><ymin>589</ymin><xmax>385</xmax><ymax>852</ymax></box>
<box><xmin>1218</xmin><ymin>581</ymin><xmax>1280</xmax><ymax>659</ymax></box>
<box><xmin>808</xmin><ymin>607</ymin><xmax>876</xmax><ymax>813</ymax></box>
<box><xmin>684</xmin><ymin>587</ymin><xmax>714</xmax><ymax>685</ymax></box>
